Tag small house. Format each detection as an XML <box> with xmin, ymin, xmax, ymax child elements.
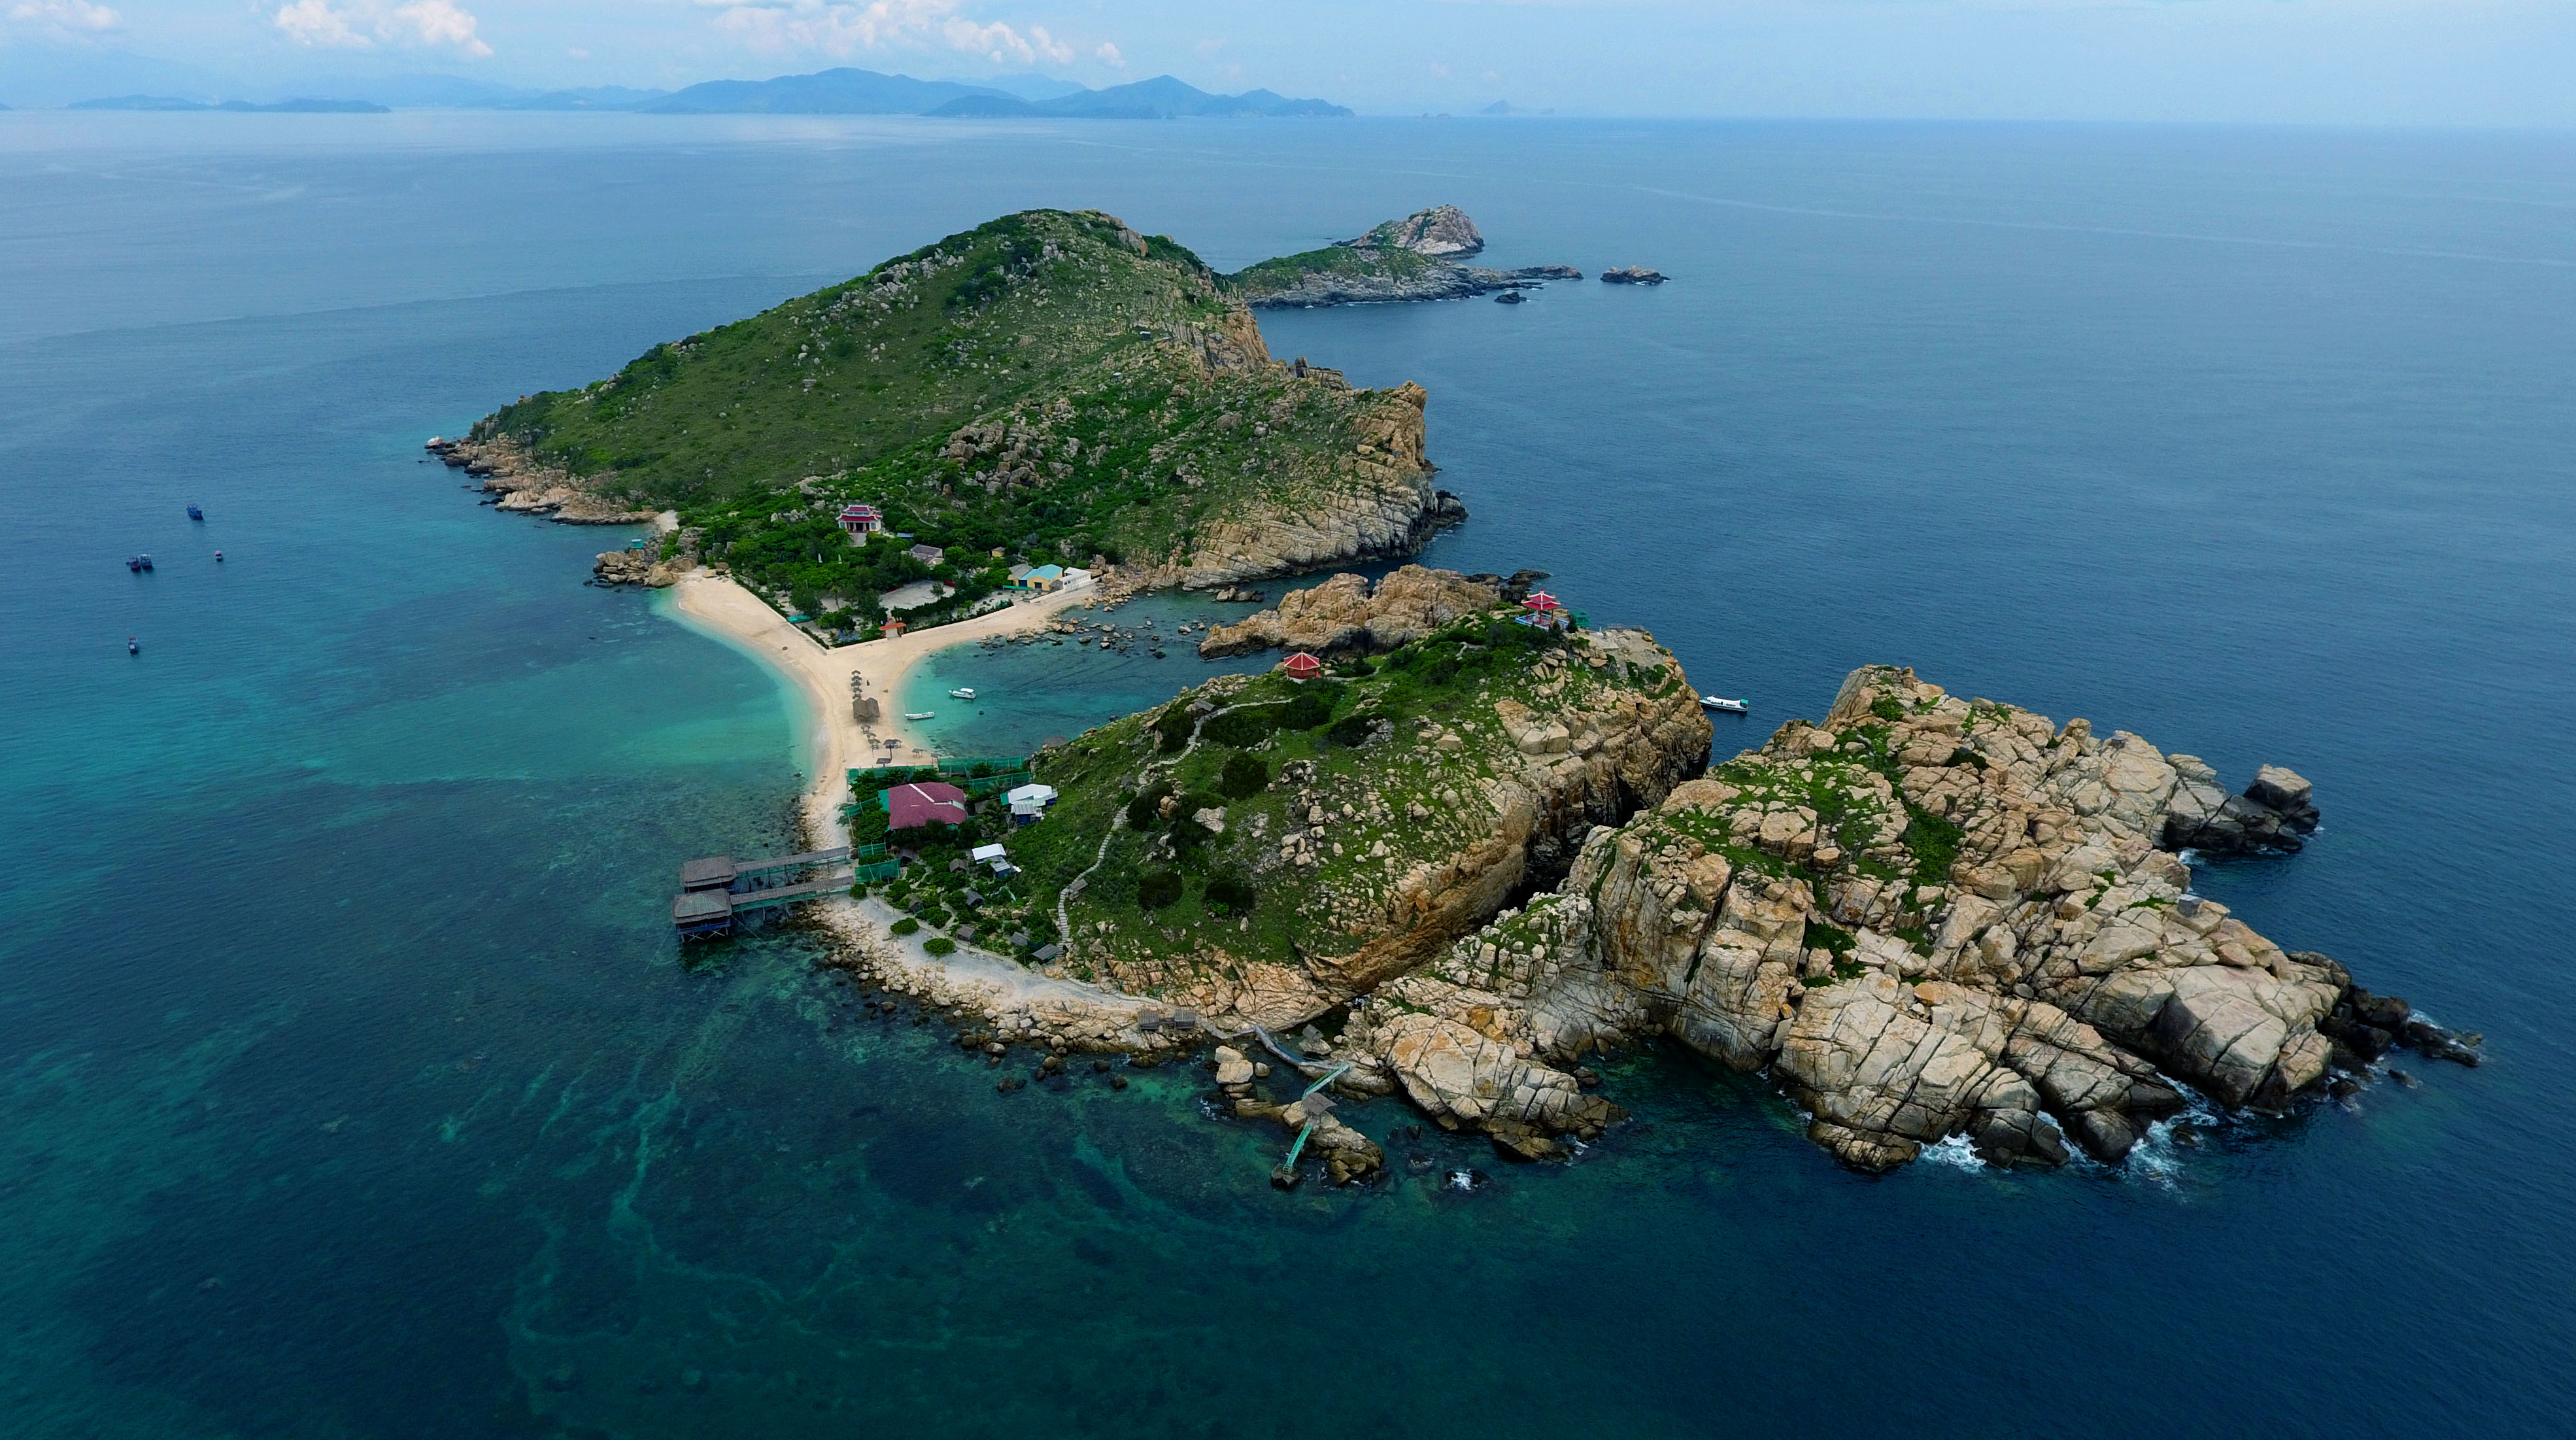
<box><xmin>838</xmin><ymin>504</ymin><xmax>884</xmax><ymax>536</ymax></box>
<box><xmin>887</xmin><ymin>781</ymin><xmax>968</xmax><ymax>829</ymax></box>
<box><xmin>1281</xmin><ymin>651</ymin><xmax>1323</xmax><ymax>681</ymax></box>
<box><xmin>879</xmin><ymin>617</ymin><xmax>907</xmax><ymax>638</ymax></box>
<box><xmin>908</xmin><ymin>543</ymin><xmax>946</xmax><ymax>567</ymax></box>
<box><xmin>1019</xmin><ymin>564</ymin><xmax>1064</xmax><ymax>592</ymax></box>
<box><xmin>1005</xmin><ymin>782</ymin><xmax>1058</xmax><ymax>823</ymax></box>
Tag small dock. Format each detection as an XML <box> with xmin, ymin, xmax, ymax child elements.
<box><xmin>672</xmin><ymin>847</ymin><xmax>854</xmax><ymax>939</ymax></box>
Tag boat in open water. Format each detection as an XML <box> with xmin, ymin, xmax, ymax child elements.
<box><xmin>904</xmin><ymin>711</ymin><xmax>936</xmax><ymax>721</ymax></box>
<box><xmin>187</xmin><ymin>505</ymin><xmax>204</xmax><ymax>521</ymax></box>
<box><xmin>948</xmin><ymin>687</ymin><xmax>977</xmax><ymax>700</ymax></box>
<box><xmin>1702</xmin><ymin>695</ymin><xmax>1747</xmax><ymax>713</ymax></box>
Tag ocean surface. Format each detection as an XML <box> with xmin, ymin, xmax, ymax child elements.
<box><xmin>3</xmin><ymin>111</ymin><xmax>2571</xmax><ymax>1438</ymax></box>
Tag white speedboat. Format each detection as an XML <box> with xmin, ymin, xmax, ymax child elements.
<box><xmin>1702</xmin><ymin>696</ymin><xmax>1748</xmax><ymax>713</ymax></box>
<box><xmin>948</xmin><ymin>687</ymin><xmax>977</xmax><ymax>700</ymax></box>
<box><xmin>904</xmin><ymin>711</ymin><xmax>936</xmax><ymax>721</ymax></box>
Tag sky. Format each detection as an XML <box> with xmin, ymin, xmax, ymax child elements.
<box><xmin>1</xmin><ymin>0</ymin><xmax>2571</xmax><ymax>124</ymax></box>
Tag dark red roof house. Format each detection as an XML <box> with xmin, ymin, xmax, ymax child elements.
<box><xmin>887</xmin><ymin>781</ymin><xmax>968</xmax><ymax>830</ymax></box>
<box><xmin>1281</xmin><ymin>651</ymin><xmax>1324</xmax><ymax>681</ymax></box>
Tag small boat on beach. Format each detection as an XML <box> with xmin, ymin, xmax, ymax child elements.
<box><xmin>187</xmin><ymin>505</ymin><xmax>204</xmax><ymax>521</ymax></box>
<box><xmin>1702</xmin><ymin>696</ymin><xmax>1748</xmax><ymax>713</ymax></box>
<box><xmin>904</xmin><ymin>711</ymin><xmax>936</xmax><ymax>721</ymax></box>
<box><xmin>948</xmin><ymin>687</ymin><xmax>977</xmax><ymax>700</ymax></box>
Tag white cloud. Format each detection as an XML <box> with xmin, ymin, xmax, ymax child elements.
<box><xmin>8</xmin><ymin>0</ymin><xmax>123</xmax><ymax>31</ymax></box>
<box><xmin>702</xmin><ymin>0</ymin><xmax>1076</xmax><ymax>67</ymax></box>
<box><xmin>1194</xmin><ymin>36</ymin><xmax>1225</xmax><ymax>58</ymax></box>
<box><xmin>1094</xmin><ymin>41</ymin><xmax>1122</xmax><ymax>68</ymax></box>
<box><xmin>271</xmin><ymin>0</ymin><xmax>492</xmax><ymax>56</ymax></box>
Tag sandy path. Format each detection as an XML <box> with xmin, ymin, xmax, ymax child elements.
<box><xmin>666</xmin><ymin>571</ymin><xmax>1102</xmax><ymax>845</ymax></box>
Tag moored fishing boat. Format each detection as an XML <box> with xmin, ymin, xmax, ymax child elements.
<box><xmin>1702</xmin><ymin>695</ymin><xmax>1747</xmax><ymax>713</ymax></box>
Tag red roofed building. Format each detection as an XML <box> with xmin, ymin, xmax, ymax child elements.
<box><xmin>1281</xmin><ymin>651</ymin><xmax>1323</xmax><ymax>681</ymax></box>
<box><xmin>1521</xmin><ymin>591</ymin><xmax>1561</xmax><ymax>612</ymax></box>
<box><xmin>838</xmin><ymin>504</ymin><xmax>884</xmax><ymax>535</ymax></box>
<box><xmin>887</xmin><ymin>781</ymin><xmax>968</xmax><ymax>829</ymax></box>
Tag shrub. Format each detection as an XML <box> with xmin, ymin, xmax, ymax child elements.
<box><xmin>1201</xmin><ymin>707</ymin><xmax>1278</xmax><ymax>748</ymax></box>
<box><xmin>1152</xmin><ymin>704</ymin><xmax>1195</xmax><ymax>753</ymax></box>
<box><xmin>1219</xmin><ymin>751</ymin><xmax>1270</xmax><ymax>799</ymax></box>
<box><xmin>1125</xmin><ymin>782</ymin><xmax>1170</xmax><ymax>831</ymax></box>
<box><xmin>890</xmin><ymin>917</ymin><xmax>920</xmax><ymax>936</ymax></box>
<box><xmin>923</xmin><ymin>936</ymin><xmax>957</xmax><ymax>956</ymax></box>
<box><xmin>1327</xmin><ymin>712</ymin><xmax>1378</xmax><ymax>747</ymax></box>
<box><xmin>1204</xmin><ymin>874</ymin><xmax>1257</xmax><ymax>914</ymax></box>
<box><xmin>1281</xmin><ymin>689</ymin><xmax>1337</xmax><ymax>729</ymax></box>
<box><xmin>1137</xmin><ymin>870</ymin><xmax>1183</xmax><ymax>909</ymax></box>
<box><xmin>1871</xmin><ymin>696</ymin><xmax>1907</xmax><ymax>723</ymax></box>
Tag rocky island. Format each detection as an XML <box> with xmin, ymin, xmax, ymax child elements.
<box><xmin>1225</xmin><ymin>205</ymin><xmax>1582</xmax><ymax>307</ymax></box>
<box><xmin>448</xmin><ymin>206</ymin><xmax>2475</xmax><ymax>1187</ymax></box>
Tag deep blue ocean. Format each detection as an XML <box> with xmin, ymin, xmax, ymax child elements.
<box><xmin>3</xmin><ymin>112</ymin><xmax>2571</xmax><ymax>1438</ymax></box>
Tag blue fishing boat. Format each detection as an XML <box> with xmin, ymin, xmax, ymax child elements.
<box><xmin>138</xmin><ymin>554</ymin><xmax>154</xmax><ymax>571</ymax></box>
<box><xmin>127</xmin><ymin>556</ymin><xmax>141</xmax><ymax>572</ymax></box>
<box><xmin>187</xmin><ymin>504</ymin><xmax>204</xmax><ymax>521</ymax></box>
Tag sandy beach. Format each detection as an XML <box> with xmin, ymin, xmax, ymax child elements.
<box><xmin>666</xmin><ymin>571</ymin><xmax>1102</xmax><ymax>845</ymax></box>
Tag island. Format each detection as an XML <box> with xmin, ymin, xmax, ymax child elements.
<box><xmin>1225</xmin><ymin>205</ymin><xmax>1582</xmax><ymax>308</ymax></box>
<box><xmin>445</xmin><ymin>207</ymin><xmax>2477</xmax><ymax>1184</ymax></box>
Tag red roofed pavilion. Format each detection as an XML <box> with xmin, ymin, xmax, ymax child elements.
<box><xmin>887</xmin><ymin>781</ymin><xmax>968</xmax><ymax>829</ymax></box>
<box><xmin>1521</xmin><ymin>591</ymin><xmax>1562</xmax><ymax>612</ymax></box>
<box><xmin>1281</xmin><ymin>651</ymin><xmax>1323</xmax><ymax>681</ymax></box>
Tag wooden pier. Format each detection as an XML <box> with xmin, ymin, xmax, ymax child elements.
<box><xmin>672</xmin><ymin>847</ymin><xmax>854</xmax><ymax>938</ymax></box>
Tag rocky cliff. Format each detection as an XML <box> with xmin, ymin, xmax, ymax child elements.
<box><xmin>1327</xmin><ymin>665</ymin><xmax>2476</xmax><ymax>1171</ymax></box>
<box><xmin>966</xmin><ymin>596</ymin><xmax>1713</xmax><ymax>1042</ymax></box>
<box><xmin>1196</xmin><ymin>564</ymin><xmax>1501</xmax><ymax>656</ymax></box>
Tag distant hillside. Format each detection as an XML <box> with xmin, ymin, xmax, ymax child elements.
<box><xmin>653</xmin><ymin>67</ymin><xmax>1347</xmax><ymax>119</ymax></box>
<box><xmin>69</xmin><ymin>95</ymin><xmax>389</xmax><ymax>114</ymax></box>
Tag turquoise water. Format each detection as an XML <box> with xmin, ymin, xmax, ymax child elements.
<box><xmin>3</xmin><ymin>112</ymin><xmax>2571</xmax><ymax>1437</ymax></box>
<box><xmin>900</xmin><ymin>588</ymin><xmax>1323</xmax><ymax>758</ymax></box>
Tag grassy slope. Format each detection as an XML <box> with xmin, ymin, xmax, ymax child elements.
<box><xmin>471</xmin><ymin>209</ymin><xmax>1414</xmax><ymax>620</ymax></box>
<box><xmin>879</xmin><ymin>613</ymin><xmax>1686</xmax><ymax>998</ymax></box>
<box><xmin>1224</xmin><ymin>243</ymin><xmax>1439</xmax><ymax>303</ymax></box>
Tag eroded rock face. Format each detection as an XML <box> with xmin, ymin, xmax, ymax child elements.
<box><xmin>1198</xmin><ymin>564</ymin><xmax>1502</xmax><ymax>657</ymax></box>
<box><xmin>1342</xmin><ymin>205</ymin><xmax>1487</xmax><ymax>258</ymax></box>
<box><xmin>430</xmin><ymin>435</ymin><xmax>656</xmax><ymax>526</ymax></box>
<box><xmin>1340</xmin><ymin>664</ymin><xmax>2462</xmax><ymax>1171</ymax></box>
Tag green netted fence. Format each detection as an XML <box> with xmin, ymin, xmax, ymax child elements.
<box><xmin>850</xmin><ymin>859</ymin><xmax>900</xmax><ymax>884</ymax></box>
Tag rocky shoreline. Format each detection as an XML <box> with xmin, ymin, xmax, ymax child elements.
<box><xmin>1247</xmin><ymin>262</ymin><xmax>1582</xmax><ymax>309</ymax></box>
<box><xmin>807</xmin><ymin>639</ymin><xmax>2476</xmax><ymax>1183</ymax></box>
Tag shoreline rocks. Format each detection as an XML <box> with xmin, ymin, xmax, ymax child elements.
<box><xmin>2160</xmin><ymin>760</ymin><xmax>2322</xmax><ymax>854</ymax></box>
<box><xmin>1196</xmin><ymin>564</ymin><xmax>1502</xmax><ymax>657</ymax></box>
<box><xmin>1600</xmin><ymin>266</ymin><xmax>1667</xmax><ymax>285</ymax></box>
<box><xmin>1327</xmin><ymin>664</ymin><xmax>2472</xmax><ymax>1172</ymax></box>
<box><xmin>427</xmin><ymin>435</ymin><xmax>656</xmax><ymax>526</ymax></box>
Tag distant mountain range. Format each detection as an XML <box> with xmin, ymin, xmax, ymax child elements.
<box><xmin>644</xmin><ymin>69</ymin><xmax>1349</xmax><ymax>119</ymax></box>
<box><xmin>69</xmin><ymin>95</ymin><xmax>390</xmax><ymax>114</ymax></box>
<box><xmin>26</xmin><ymin>57</ymin><xmax>1348</xmax><ymax>120</ymax></box>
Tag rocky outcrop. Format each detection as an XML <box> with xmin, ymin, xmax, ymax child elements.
<box><xmin>1165</xmin><ymin>381</ymin><xmax>1459</xmax><ymax>587</ymax></box>
<box><xmin>592</xmin><ymin>548</ymin><xmax>683</xmax><ymax>588</ymax></box>
<box><xmin>2160</xmin><ymin>759</ymin><xmax>2322</xmax><ymax>854</ymax></box>
<box><xmin>1600</xmin><ymin>266</ymin><xmax>1667</xmax><ymax>285</ymax></box>
<box><xmin>1335</xmin><ymin>664</ymin><xmax>2468</xmax><ymax>1172</ymax></box>
<box><xmin>1247</xmin><ymin>264</ymin><xmax>1582</xmax><ymax>309</ymax></box>
<box><xmin>428</xmin><ymin>435</ymin><xmax>656</xmax><ymax>525</ymax></box>
<box><xmin>1342</xmin><ymin>204</ymin><xmax>1487</xmax><ymax>258</ymax></box>
<box><xmin>1197</xmin><ymin>565</ymin><xmax>1502</xmax><ymax>657</ymax></box>
<box><xmin>1238</xmin><ymin>205</ymin><xmax>1583</xmax><ymax>308</ymax></box>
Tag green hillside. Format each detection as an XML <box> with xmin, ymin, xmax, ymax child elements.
<box><xmin>467</xmin><ymin>209</ymin><xmax>1429</xmax><ymax>628</ymax></box>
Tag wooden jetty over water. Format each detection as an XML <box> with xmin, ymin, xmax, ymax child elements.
<box><xmin>671</xmin><ymin>846</ymin><xmax>853</xmax><ymax>939</ymax></box>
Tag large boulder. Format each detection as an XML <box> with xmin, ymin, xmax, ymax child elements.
<box><xmin>1197</xmin><ymin>564</ymin><xmax>1500</xmax><ymax>657</ymax></box>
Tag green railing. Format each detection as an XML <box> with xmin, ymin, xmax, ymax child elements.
<box><xmin>936</xmin><ymin>756</ymin><xmax>1028</xmax><ymax>776</ymax></box>
<box><xmin>852</xmin><ymin>842</ymin><xmax>887</xmax><ymax>859</ymax></box>
<box><xmin>851</xmin><ymin>859</ymin><xmax>900</xmax><ymax>883</ymax></box>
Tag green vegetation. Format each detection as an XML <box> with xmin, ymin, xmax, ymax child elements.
<box><xmin>890</xmin><ymin>917</ymin><xmax>920</xmax><ymax>936</ymax></box>
<box><xmin>923</xmin><ymin>936</ymin><xmax>957</xmax><ymax>956</ymax></box>
<box><xmin>1224</xmin><ymin>243</ymin><xmax>1440</xmax><ymax>303</ymax></box>
<box><xmin>468</xmin><ymin>208</ymin><xmax>1424</xmax><ymax>636</ymax></box>
<box><xmin>895</xmin><ymin>606</ymin><xmax>1672</xmax><ymax>997</ymax></box>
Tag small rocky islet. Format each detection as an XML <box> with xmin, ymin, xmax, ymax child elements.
<box><xmin>448</xmin><ymin>203</ymin><xmax>2468</xmax><ymax>1184</ymax></box>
